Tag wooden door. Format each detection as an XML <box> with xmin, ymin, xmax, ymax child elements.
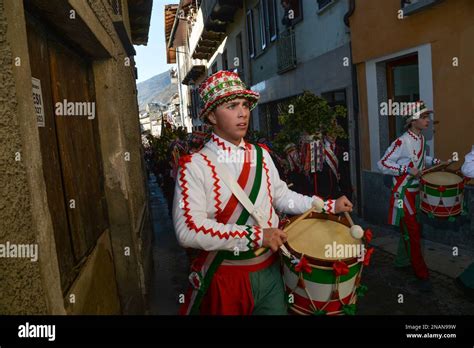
<box><xmin>48</xmin><ymin>36</ymin><xmax>109</xmax><ymax>261</ymax></box>
<box><xmin>26</xmin><ymin>14</ymin><xmax>109</xmax><ymax>293</ymax></box>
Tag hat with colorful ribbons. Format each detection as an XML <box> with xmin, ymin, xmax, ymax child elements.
<box><xmin>401</xmin><ymin>100</ymin><xmax>433</xmax><ymax>125</ymax></box>
<box><xmin>198</xmin><ymin>70</ymin><xmax>260</xmax><ymax>120</ymax></box>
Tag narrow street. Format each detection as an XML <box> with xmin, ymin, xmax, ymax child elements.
<box><xmin>147</xmin><ymin>178</ymin><xmax>474</xmax><ymax>315</ymax></box>
<box><xmin>148</xmin><ymin>174</ymin><xmax>189</xmax><ymax>315</ymax></box>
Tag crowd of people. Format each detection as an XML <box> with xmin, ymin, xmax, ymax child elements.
<box><xmin>143</xmin><ymin>126</ymin><xmax>206</xmax><ymax>217</ymax></box>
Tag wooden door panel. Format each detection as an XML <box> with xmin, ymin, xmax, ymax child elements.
<box><xmin>26</xmin><ymin>16</ymin><xmax>76</xmax><ymax>291</ymax></box>
<box><xmin>48</xmin><ymin>41</ymin><xmax>109</xmax><ymax>261</ymax></box>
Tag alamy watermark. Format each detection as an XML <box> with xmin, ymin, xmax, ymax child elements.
<box><xmin>18</xmin><ymin>322</ymin><xmax>55</xmax><ymax>341</ymax></box>
<box><xmin>55</xmin><ymin>99</ymin><xmax>96</xmax><ymax>120</ymax></box>
<box><xmin>0</xmin><ymin>241</ymin><xmax>38</xmax><ymax>262</ymax></box>
<box><xmin>217</xmin><ymin>148</ymin><xmax>257</xmax><ymax>167</ymax></box>
<box><xmin>380</xmin><ymin>99</ymin><xmax>422</xmax><ymax>117</ymax></box>
<box><xmin>324</xmin><ymin>241</ymin><xmax>366</xmax><ymax>262</ymax></box>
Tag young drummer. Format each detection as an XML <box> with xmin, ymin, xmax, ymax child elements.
<box><xmin>377</xmin><ymin>101</ymin><xmax>446</xmax><ymax>282</ymax></box>
<box><xmin>172</xmin><ymin>71</ymin><xmax>353</xmax><ymax>315</ymax></box>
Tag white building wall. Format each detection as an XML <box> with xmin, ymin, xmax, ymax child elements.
<box><xmin>176</xmin><ymin>46</ymin><xmax>193</xmax><ymax>133</ymax></box>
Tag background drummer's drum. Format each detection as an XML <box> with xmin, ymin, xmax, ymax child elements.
<box><xmin>282</xmin><ymin>213</ymin><xmax>367</xmax><ymax>315</ymax></box>
<box><xmin>420</xmin><ymin>171</ymin><xmax>464</xmax><ymax>218</ymax></box>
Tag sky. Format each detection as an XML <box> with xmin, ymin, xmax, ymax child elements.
<box><xmin>134</xmin><ymin>1</ymin><xmax>179</xmax><ymax>84</ymax></box>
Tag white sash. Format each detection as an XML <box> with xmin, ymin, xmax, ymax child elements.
<box><xmin>201</xmin><ymin>147</ymin><xmax>292</xmax><ymax>257</ymax></box>
<box><xmin>201</xmin><ymin>147</ymin><xmax>269</xmax><ymax>228</ymax></box>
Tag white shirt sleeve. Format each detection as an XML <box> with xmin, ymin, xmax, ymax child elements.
<box><xmin>461</xmin><ymin>148</ymin><xmax>474</xmax><ymax>178</ymax></box>
<box><xmin>377</xmin><ymin>138</ymin><xmax>408</xmax><ymax>176</ymax></box>
<box><xmin>425</xmin><ymin>155</ymin><xmax>441</xmax><ymax>167</ymax></box>
<box><xmin>263</xmin><ymin>149</ymin><xmax>336</xmax><ymax>215</ymax></box>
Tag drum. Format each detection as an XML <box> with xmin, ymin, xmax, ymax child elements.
<box><xmin>282</xmin><ymin>213</ymin><xmax>367</xmax><ymax>315</ymax></box>
<box><xmin>420</xmin><ymin>171</ymin><xmax>464</xmax><ymax>218</ymax></box>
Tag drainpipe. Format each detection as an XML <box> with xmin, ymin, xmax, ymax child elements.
<box><xmin>344</xmin><ymin>0</ymin><xmax>363</xmax><ymax>215</ymax></box>
<box><xmin>343</xmin><ymin>0</ymin><xmax>355</xmax><ymax>27</ymax></box>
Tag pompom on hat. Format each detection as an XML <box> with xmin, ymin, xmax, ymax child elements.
<box><xmin>401</xmin><ymin>100</ymin><xmax>433</xmax><ymax>125</ymax></box>
<box><xmin>198</xmin><ymin>70</ymin><xmax>260</xmax><ymax>120</ymax></box>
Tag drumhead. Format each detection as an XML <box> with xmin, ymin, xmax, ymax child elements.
<box><xmin>422</xmin><ymin>171</ymin><xmax>462</xmax><ymax>186</ymax></box>
<box><xmin>287</xmin><ymin>218</ymin><xmax>362</xmax><ymax>260</ymax></box>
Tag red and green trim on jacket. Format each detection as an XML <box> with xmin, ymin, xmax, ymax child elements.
<box><xmin>388</xmin><ymin>137</ymin><xmax>426</xmax><ymax>226</ymax></box>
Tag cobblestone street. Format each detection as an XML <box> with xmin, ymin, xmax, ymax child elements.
<box><xmin>148</xmin><ymin>177</ymin><xmax>474</xmax><ymax>315</ymax></box>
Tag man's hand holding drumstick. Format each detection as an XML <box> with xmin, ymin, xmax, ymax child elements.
<box><xmin>409</xmin><ymin>159</ymin><xmax>453</xmax><ymax>178</ymax></box>
<box><xmin>262</xmin><ymin>228</ymin><xmax>288</xmax><ymax>253</ymax></box>
<box><xmin>261</xmin><ymin>195</ymin><xmax>354</xmax><ymax>252</ymax></box>
<box><xmin>334</xmin><ymin>195</ymin><xmax>353</xmax><ymax>214</ymax></box>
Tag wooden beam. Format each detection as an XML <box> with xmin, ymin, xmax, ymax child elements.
<box><xmin>24</xmin><ymin>0</ymin><xmax>113</xmax><ymax>58</ymax></box>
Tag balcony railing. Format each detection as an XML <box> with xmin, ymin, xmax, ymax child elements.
<box><xmin>201</xmin><ymin>0</ymin><xmax>218</xmax><ymax>24</ymax></box>
<box><xmin>191</xmin><ymin>0</ymin><xmax>242</xmax><ymax>60</ymax></box>
<box><xmin>178</xmin><ymin>50</ymin><xmax>206</xmax><ymax>85</ymax></box>
<box><xmin>277</xmin><ymin>29</ymin><xmax>296</xmax><ymax>74</ymax></box>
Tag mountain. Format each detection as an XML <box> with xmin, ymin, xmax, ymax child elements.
<box><xmin>137</xmin><ymin>70</ymin><xmax>178</xmax><ymax>111</ymax></box>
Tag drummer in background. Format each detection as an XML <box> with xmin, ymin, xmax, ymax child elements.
<box><xmin>455</xmin><ymin>146</ymin><xmax>474</xmax><ymax>300</ymax></box>
<box><xmin>377</xmin><ymin>101</ymin><xmax>448</xmax><ymax>289</ymax></box>
<box><xmin>173</xmin><ymin>70</ymin><xmax>354</xmax><ymax>315</ymax></box>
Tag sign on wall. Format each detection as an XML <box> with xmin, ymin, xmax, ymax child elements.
<box><xmin>32</xmin><ymin>77</ymin><xmax>45</xmax><ymax>127</ymax></box>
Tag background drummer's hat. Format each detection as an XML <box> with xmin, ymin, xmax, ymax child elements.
<box><xmin>401</xmin><ymin>100</ymin><xmax>433</xmax><ymax>125</ymax></box>
<box><xmin>198</xmin><ymin>70</ymin><xmax>260</xmax><ymax>121</ymax></box>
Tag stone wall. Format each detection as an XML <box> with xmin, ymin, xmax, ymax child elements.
<box><xmin>0</xmin><ymin>0</ymin><xmax>49</xmax><ymax>314</ymax></box>
<box><xmin>0</xmin><ymin>0</ymin><xmax>152</xmax><ymax>314</ymax></box>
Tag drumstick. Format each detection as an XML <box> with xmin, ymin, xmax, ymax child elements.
<box><xmin>343</xmin><ymin>211</ymin><xmax>354</xmax><ymax>226</ymax></box>
<box><xmin>344</xmin><ymin>211</ymin><xmax>364</xmax><ymax>239</ymax></box>
<box><xmin>254</xmin><ymin>198</ymin><xmax>325</xmax><ymax>256</ymax></box>
<box><xmin>253</xmin><ymin>206</ymin><xmax>315</xmax><ymax>257</ymax></box>
<box><xmin>420</xmin><ymin>159</ymin><xmax>453</xmax><ymax>176</ymax></box>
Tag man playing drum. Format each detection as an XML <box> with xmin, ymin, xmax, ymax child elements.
<box><xmin>377</xmin><ymin>101</ymin><xmax>447</xmax><ymax>286</ymax></box>
<box><xmin>172</xmin><ymin>71</ymin><xmax>353</xmax><ymax>315</ymax></box>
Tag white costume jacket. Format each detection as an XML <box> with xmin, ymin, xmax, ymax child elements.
<box><xmin>377</xmin><ymin>129</ymin><xmax>440</xmax><ymax>225</ymax></box>
<box><xmin>172</xmin><ymin>133</ymin><xmax>336</xmax><ymax>254</ymax></box>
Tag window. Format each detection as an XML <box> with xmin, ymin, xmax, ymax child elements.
<box><xmin>235</xmin><ymin>32</ymin><xmax>245</xmax><ymax>76</ymax></box>
<box><xmin>386</xmin><ymin>54</ymin><xmax>419</xmax><ymax>141</ymax></box>
<box><xmin>190</xmin><ymin>88</ymin><xmax>201</xmax><ymax>119</ymax></box>
<box><xmin>222</xmin><ymin>49</ymin><xmax>228</xmax><ymax>71</ymax></box>
<box><xmin>268</xmin><ymin>0</ymin><xmax>278</xmax><ymax>42</ymax></box>
<box><xmin>280</xmin><ymin>0</ymin><xmax>303</xmax><ymax>28</ymax></box>
<box><xmin>402</xmin><ymin>0</ymin><xmax>420</xmax><ymax>5</ymax></box>
<box><xmin>401</xmin><ymin>0</ymin><xmax>443</xmax><ymax>16</ymax></box>
<box><xmin>259</xmin><ymin>1</ymin><xmax>267</xmax><ymax>50</ymax></box>
<box><xmin>322</xmin><ymin>89</ymin><xmax>347</xmax><ymax>107</ymax></box>
<box><xmin>211</xmin><ymin>61</ymin><xmax>218</xmax><ymax>74</ymax></box>
<box><xmin>246</xmin><ymin>10</ymin><xmax>255</xmax><ymax>58</ymax></box>
<box><xmin>317</xmin><ymin>0</ymin><xmax>333</xmax><ymax>11</ymax></box>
